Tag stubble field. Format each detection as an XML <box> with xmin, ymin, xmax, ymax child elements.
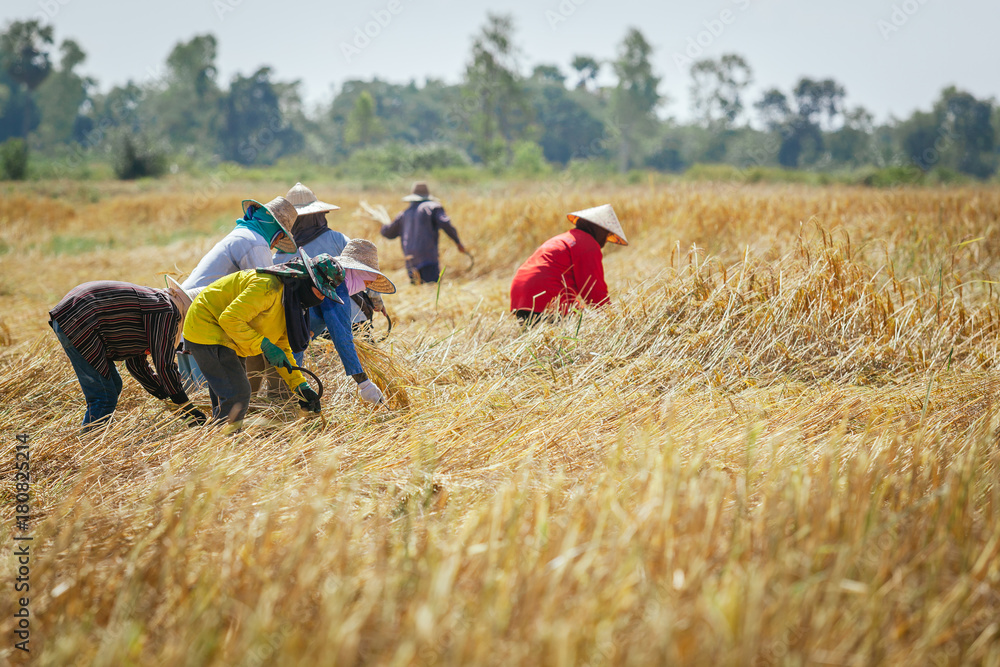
<box><xmin>1</xmin><ymin>177</ymin><xmax>999</xmax><ymax>665</ymax></box>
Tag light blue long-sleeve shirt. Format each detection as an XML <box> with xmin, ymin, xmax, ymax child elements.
<box><xmin>182</xmin><ymin>228</ymin><xmax>274</xmax><ymax>292</ymax></box>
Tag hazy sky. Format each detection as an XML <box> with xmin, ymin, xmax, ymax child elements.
<box><xmin>4</xmin><ymin>0</ymin><xmax>998</xmax><ymax>122</ymax></box>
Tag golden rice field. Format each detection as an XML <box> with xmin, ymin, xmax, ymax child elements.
<box><xmin>1</xmin><ymin>177</ymin><xmax>1000</xmax><ymax>665</ymax></box>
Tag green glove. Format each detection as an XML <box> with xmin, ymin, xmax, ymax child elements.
<box><xmin>260</xmin><ymin>337</ymin><xmax>293</xmax><ymax>371</ymax></box>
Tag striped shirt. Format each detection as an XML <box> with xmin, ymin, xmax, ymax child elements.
<box><xmin>49</xmin><ymin>281</ymin><xmax>188</xmax><ymax>401</ymax></box>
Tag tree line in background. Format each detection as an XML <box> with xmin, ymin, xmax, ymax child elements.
<box><xmin>1</xmin><ymin>14</ymin><xmax>997</xmax><ymax>182</ymax></box>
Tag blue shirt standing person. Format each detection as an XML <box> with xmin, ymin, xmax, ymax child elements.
<box><xmin>380</xmin><ymin>181</ymin><xmax>467</xmax><ymax>284</ymax></box>
<box><xmin>274</xmin><ymin>183</ymin><xmax>393</xmax><ymax>405</ymax></box>
<box><xmin>177</xmin><ymin>196</ymin><xmax>298</xmax><ymax>393</ymax></box>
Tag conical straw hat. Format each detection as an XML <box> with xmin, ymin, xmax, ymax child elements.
<box><xmin>567</xmin><ymin>204</ymin><xmax>628</xmax><ymax>246</ymax></box>
<box><xmin>335</xmin><ymin>239</ymin><xmax>396</xmax><ymax>294</ymax></box>
<box><xmin>285</xmin><ymin>182</ymin><xmax>340</xmax><ymax>215</ymax></box>
<box><xmin>241</xmin><ymin>196</ymin><xmax>299</xmax><ymax>253</ymax></box>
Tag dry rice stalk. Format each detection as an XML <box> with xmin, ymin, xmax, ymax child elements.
<box><xmin>354</xmin><ymin>337</ymin><xmax>414</xmax><ymax>409</ymax></box>
<box><xmin>356</xmin><ymin>200</ymin><xmax>391</xmax><ymax>225</ymax></box>
<box><xmin>0</xmin><ymin>317</ymin><xmax>11</xmax><ymax>346</ymax></box>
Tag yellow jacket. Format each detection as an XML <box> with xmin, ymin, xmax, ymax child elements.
<box><xmin>183</xmin><ymin>270</ymin><xmax>305</xmax><ymax>389</ymax></box>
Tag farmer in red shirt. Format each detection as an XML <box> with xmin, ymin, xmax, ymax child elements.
<box><xmin>509</xmin><ymin>204</ymin><xmax>628</xmax><ymax>324</ymax></box>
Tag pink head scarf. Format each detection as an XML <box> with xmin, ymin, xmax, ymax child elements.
<box><xmin>344</xmin><ymin>269</ymin><xmax>378</xmax><ymax>296</ymax></box>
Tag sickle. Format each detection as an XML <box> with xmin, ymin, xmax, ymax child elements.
<box><xmin>289</xmin><ymin>365</ymin><xmax>324</xmax><ymax>399</ymax></box>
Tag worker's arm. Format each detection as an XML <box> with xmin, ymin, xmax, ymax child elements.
<box><xmin>125</xmin><ymin>352</ymin><xmax>205</xmax><ymax>425</ymax></box>
<box><xmin>571</xmin><ymin>242</ymin><xmax>609</xmax><ymax>307</ymax></box>
<box><xmin>434</xmin><ymin>207</ymin><xmax>465</xmax><ymax>252</ymax></box>
<box><xmin>124</xmin><ymin>355</ymin><xmax>168</xmax><ymax>399</ymax></box>
<box><xmin>124</xmin><ymin>307</ymin><xmax>188</xmax><ymax>401</ymax></box>
<box><xmin>144</xmin><ymin>308</ymin><xmax>189</xmax><ymax>401</ymax></box>
<box><xmin>317</xmin><ymin>282</ymin><xmax>365</xmax><ymax>377</ymax></box>
<box><xmin>380</xmin><ymin>211</ymin><xmax>404</xmax><ymax>239</ymax></box>
<box><xmin>270</xmin><ymin>332</ymin><xmax>306</xmax><ymax>389</ymax></box>
<box><xmin>217</xmin><ymin>275</ymin><xmax>278</xmax><ymax>356</ymax></box>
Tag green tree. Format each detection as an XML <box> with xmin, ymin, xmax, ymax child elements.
<box><xmin>0</xmin><ymin>20</ymin><xmax>53</xmax><ymax>137</ymax></box>
<box><xmin>827</xmin><ymin>106</ymin><xmax>873</xmax><ymax>167</ymax></box>
<box><xmin>527</xmin><ymin>74</ymin><xmax>606</xmax><ymax>165</ymax></box>
<box><xmin>327</xmin><ymin>79</ymin><xmax>464</xmax><ymax>160</ymax></box>
<box><xmin>153</xmin><ymin>34</ymin><xmax>221</xmax><ymax>151</ymax></box>
<box><xmin>754</xmin><ymin>79</ymin><xmax>845</xmax><ymax>168</ymax></box>
<box><xmin>935</xmin><ymin>87</ymin><xmax>995</xmax><ymax>178</ymax></box>
<box><xmin>220</xmin><ymin>67</ymin><xmax>303</xmax><ymax>165</ymax></box>
<box><xmin>898</xmin><ymin>110</ymin><xmax>940</xmax><ymax>170</ymax></box>
<box><xmin>793</xmin><ymin>77</ymin><xmax>846</xmax><ymax>131</ymax></box>
<box><xmin>532</xmin><ymin>64</ymin><xmax>565</xmax><ymax>86</ymax></box>
<box><xmin>610</xmin><ymin>28</ymin><xmax>661</xmax><ymax>171</ymax></box>
<box><xmin>462</xmin><ymin>13</ymin><xmax>530</xmax><ymax>166</ymax></box>
<box><xmin>571</xmin><ymin>55</ymin><xmax>601</xmax><ymax>91</ymax></box>
<box><xmin>344</xmin><ymin>90</ymin><xmax>386</xmax><ymax>148</ymax></box>
<box><xmin>689</xmin><ymin>53</ymin><xmax>752</xmax><ymax>128</ymax></box>
<box><xmin>34</xmin><ymin>39</ymin><xmax>94</xmax><ymax>147</ymax></box>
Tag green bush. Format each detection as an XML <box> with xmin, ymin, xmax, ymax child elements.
<box><xmin>347</xmin><ymin>142</ymin><xmax>472</xmax><ymax>180</ymax></box>
<box><xmin>510</xmin><ymin>140</ymin><xmax>551</xmax><ymax>176</ymax></box>
<box><xmin>111</xmin><ymin>131</ymin><xmax>167</xmax><ymax>180</ymax></box>
<box><xmin>857</xmin><ymin>165</ymin><xmax>926</xmax><ymax>188</ymax></box>
<box><xmin>0</xmin><ymin>138</ymin><xmax>29</xmax><ymax>180</ymax></box>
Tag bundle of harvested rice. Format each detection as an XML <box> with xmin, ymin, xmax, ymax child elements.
<box><xmin>355</xmin><ymin>337</ymin><xmax>414</xmax><ymax>409</ymax></box>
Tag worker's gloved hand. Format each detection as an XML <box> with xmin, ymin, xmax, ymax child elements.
<box><xmin>178</xmin><ymin>403</ymin><xmax>208</xmax><ymax>427</ymax></box>
<box><xmin>295</xmin><ymin>383</ymin><xmax>321</xmax><ymax>413</ymax></box>
<box><xmin>260</xmin><ymin>337</ymin><xmax>293</xmax><ymax>371</ymax></box>
<box><xmin>168</xmin><ymin>394</ymin><xmax>207</xmax><ymax>426</ymax></box>
<box><xmin>357</xmin><ymin>379</ymin><xmax>384</xmax><ymax>405</ymax></box>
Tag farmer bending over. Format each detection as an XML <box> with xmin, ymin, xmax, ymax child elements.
<box><xmin>178</xmin><ymin>196</ymin><xmax>298</xmax><ymax>393</ymax></box>
<box><xmin>286</xmin><ymin>239</ymin><xmax>396</xmax><ymax>405</ymax></box>
<box><xmin>274</xmin><ymin>184</ymin><xmax>393</xmax><ymax>404</ymax></box>
<box><xmin>182</xmin><ymin>250</ymin><xmax>344</xmax><ymax>430</ymax></box>
<box><xmin>509</xmin><ymin>204</ymin><xmax>628</xmax><ymax>325</ymax></box>
<box><xmin>49</xmin><ymin>280</ymin><xmax>207</xmax><ymax>432</ymax></box>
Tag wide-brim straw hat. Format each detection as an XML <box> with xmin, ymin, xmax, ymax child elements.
<box><xmin>241</xmin><ymin>196</ymin><xmax>298</xmax><ymax>253</ymax></box>
<box><xmin>567</xmin><ymin>204</ymin><xmax>629</xmax><ymax>246</ymax></box>
<box><xmin>402</xmin><ymin>181</ymin><xmax>438</xmax><ymax>202</ymax></box>
<box><xmin>335</xmin><ymin>239</ymin><xmax>396</xmax><ymax>294</ymax></box>
<box><xmin>297</xmin><ymin>248</ymin><xmax>345</xmax><ymax>304</ymax></box>
<box><xmin>286</xmin><ymin>182</ymin><xmax>340</xmax><ymax>216</ymax></box>
<box><xmin>165</xmin><ymin>276</ymin><xmax>195</xmax><ymax>310</ymax></box>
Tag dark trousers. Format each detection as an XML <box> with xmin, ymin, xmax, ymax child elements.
<box><xmin>408</xmin><ymin>262</ymin><xmax>441</xmax><ymax>284</ymax></box>
<box><xmin>51</xmin><ymin>320</ymin><xmax>122</xmax><ymax>430</ymax></box>
<box><xmin>186</xmin><ymin>342</ymin><xmax>251</xmax><ymax>424</ymax></box>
